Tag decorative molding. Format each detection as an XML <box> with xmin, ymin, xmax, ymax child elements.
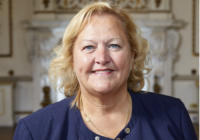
<box><xmin>188</xmin><ymin>110</ymin><xmax>198</xmax><ymax>114</ymax></box>
<box><xmin>0</xmin><ymin>89</ymin><xmax>5</xmax><ymax>116</ymax></box>
<box><xmin>155</xmin><ymin>0</ymin><xmax>162</xmax><ymax>8</ymax></box>
<box><xmin>41</xmin><ymin>86</ymin><xmax>52</xmax><ymax>108</ymax></box>
<box><xmin>0</xmin><ymin>0</ymin><xmax>3</xmax><ymax>10</ymax></box>
<box><xmin>0</xmin><ymin>0</ymin><xmax>12</xmax><ymax>57</ymax></box>
<box><xmin>139</xmin><ymin>20</ymin><xmax>182</xmax><ymax>95</ymax></box>
<box><xmin>57</xmin><ymin>0</ymin><xmax>147</xmax><ymax>10</ymax></box>
<box><xmin>0</xmin><ymin>84</ymin><xmax>15</xmax><ymax>126</ymax></box>
<box><xmin>192</xmin><ymin>0</ymin><xmax>199</xmax><ymax>56</ymax></box>
<box><xmin>34</xmin><ymin>0</ymin><xmax>172</xmax><ymax>13</ymax></box>
<box><xmin>22</xmin><ymin>21</ymin><xmax>64</xmax><ymax>106</ymax></box>
<box><xmin>135</xmin><ymin>19</ymin><xmax>184</xmax><ymax>28</ymax></box>
<box><xmin>14</xmin><ymin>111</ymin><xmax>33</xmax><ymax>115</ymax></box>
<box><xmin>139</xmin><ymin>21</ymin><xmax>182</xmax><ymax>76</ymax></box>
<box><xmin>43</xmin><ymin>0</ymin><xmax>50</xmax><ymax>8</ymax></box>
<box><xmin>0</xmin><ymin>76</ymin><xmax>32</xmax><ymax>82</ymax></box>
<box><xmin>22</xmin><ymin>20</ymin><xmax>68</xmax><ymax>63</ymax></box>
<box><xmin>166</xmin><ymin>29</ymin><xmax>180</xmax><ymax>60</ymax></box>
<box><xmin>23</xmin><ymin>20</ymin><xmax>70</xmax><ymax>29</ymax></box>
<box><xmin>172</xmin><ymin>75</ymin><xmax>199</xmax><ymax>81</ymax></box>
<box><xmin>0</xmin><ymin>82</ymin><xmax>15</xmax><ymax>85</ymax></box>
<box><xmin>34</xmin><ymin>10</ymin><xmax>172</xmax><ymax>14</ymax></box>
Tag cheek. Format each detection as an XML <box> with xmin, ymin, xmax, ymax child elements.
<box><xmin>113</xmin><ymin>52</ymin><xmax>132</xmax><ymax>70</ymax></box>
<box><xmin>74</xmin><ymin>53</ymin><xmax>93</xmax><ymax>73</ymax></box>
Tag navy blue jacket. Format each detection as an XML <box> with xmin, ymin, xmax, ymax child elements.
<box><xmin>13</xmin><ymin>90</ymin><xmax>197</xmax><ymax>140</ymax></box>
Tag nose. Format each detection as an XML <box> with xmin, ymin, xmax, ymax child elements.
<box><xmin>95</xmin><ymin>45</ymin><xmax>110</xmax><ymax>65</ymax></box>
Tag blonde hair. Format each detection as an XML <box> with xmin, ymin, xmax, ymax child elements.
<box><xmin>49</xmin><ymin>2</ymin><xmax>151</xmax><ymax>108</ymax></box>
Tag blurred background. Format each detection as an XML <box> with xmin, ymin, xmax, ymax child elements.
<box><xmin>0</xmin><ymin>0</ymin><xmax>199</xmax><ymax>139</ymax></box>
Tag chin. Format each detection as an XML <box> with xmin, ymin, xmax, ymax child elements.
<box><xmin>94</xmin><ymin>89</ymin><xmax>112</xmax><ymax>94</ymax></box>
<box><xmin>92</xmin><ymin>84</ymin><xmax>115</xmax><ymax>94</ymax></box>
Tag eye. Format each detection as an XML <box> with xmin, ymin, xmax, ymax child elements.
<box><xmin>109</xmin><ymin>44</ymin><xmax>121</xmax><ymax>51</ymax></box>
<box><xmin>83</xmin><ymin>45</ymin><xmax>94</xmax><ymax>52</ymax></box>
<box><xmin>110</xmin><ymin>44</ymin><xmax>120</xmax><ymax>48</ymax></box>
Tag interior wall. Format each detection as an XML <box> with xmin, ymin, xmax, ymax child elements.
<box><xmin>0</xmin><ymin>0</ymin><xmax>198</xmax><ymax>123</ymax></box>
<box><xmin>172</xmin><ymin>0</ymin><xmax>199</xmax><ymax>112</ymax></box>
<box><xmin>0</xmin><ymin>0</ymin><xmax>33</xmax><ymax>76</ymax></box>
<box><xmin>173</xmin><ymin>0</ymin><xmax>199</xmax><ymax>74</ymax></box>
<box><xmin>0</xmin><ymin>0</ymin><xmax>34</xmax><ymax>115</ymax></box>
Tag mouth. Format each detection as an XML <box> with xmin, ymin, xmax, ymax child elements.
<box><xmin>92</xmin><ymin>69</ymin><xmax>114</xmax><ymax>74</ymax></box>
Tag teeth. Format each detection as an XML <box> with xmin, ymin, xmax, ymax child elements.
<box><xmin>95</xmin><ymin>70</ymin><xmax>112</xmax><ymax>73</ymax></box>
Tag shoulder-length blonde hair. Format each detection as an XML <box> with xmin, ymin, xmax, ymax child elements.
<box><xmin>49</xmin><ymin>2</ymin><xmax>151</xmax><ymax>108</ymax></box>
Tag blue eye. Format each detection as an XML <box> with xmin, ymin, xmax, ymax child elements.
<box><xmin>110</xmin><ymin>44</ymin><xmax>120</xmax><ymax>49</ymax></box>
<box><xmin>84</xmin><ymin>46</ymin><xmax>94</xmax><ymax>50</ymax></box>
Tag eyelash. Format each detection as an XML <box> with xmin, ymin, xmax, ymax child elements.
<box><xmin>109</xmin><ymin>44</ymin><xmax>120</xmax><ymax>49</ymax></box>
<box><xmin>84</xmin><ymin>46</ymin><xmax>94</xmax><ymax>50</ymax></box>
<box><xmin>83</xmin><ymin>44</ymin><xmax>121</xmax><ymax>52</ymax></box>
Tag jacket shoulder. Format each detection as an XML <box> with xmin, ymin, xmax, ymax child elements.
<box><xmin>133</xmin><ymin>91</ymin><xmax>197</xmax><ymax>140</ymax></box>
<box><xmin>22</xmin><ymin>96</ymin><xmax>74</xmax><ymax>122</ymax></box>
<box><xmin>133</xmin><ymin>91</ymin><xmax>184</xmax><ymax>120</ymax></box>
<box><xmin>14</xmin><ymin>96</ymin><xmax>76</xmax><ymax>140</ymax></box>
<box><xmin>136</xmin><ymin>92</ymin><xmax>182</xmax><ymax>108</ymax></box>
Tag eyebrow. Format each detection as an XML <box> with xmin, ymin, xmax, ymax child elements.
<box><xmin>82</xmin><ymin>37</ymin><xmax>124</xmax><ymax>43</ymax></box>
<box><xmin>107</xmin><ymin>38</ymin><xmax>124</xmax><ymax>43</ymax></box>
<box><xmin>82</xmin><ymin>39</ymin><xmax>96</xmax><ymax>44</ymax></box>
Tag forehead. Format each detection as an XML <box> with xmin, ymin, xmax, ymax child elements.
<box><xmin>86</xmin><ymin>14</ymin><xmax>125</xmax><ymax>29</ymax></box>
<box><xmin>77</xmin><ymin>14</ymin><xmax>128</xmax><ymax>39</ymax></box>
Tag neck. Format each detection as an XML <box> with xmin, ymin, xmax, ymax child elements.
<box><xmin>81</xmin><ymin>92</ymin><xmax>124</xmax><ymax>108</ymax></box>
<box><xmin>80</xmin><ymin>87</ymin><xmax>130</xmax><ymax>114</ymax></box>
<box><xmin>80</xmin><ymin>88</ymin><xmax>132</xmax><ymax>138</ymax></box>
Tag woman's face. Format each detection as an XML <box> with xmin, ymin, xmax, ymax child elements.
<box><xmin>73</xmin><ymin>14</ymin><xmax>134</xmax><ymax>94</ymax></box>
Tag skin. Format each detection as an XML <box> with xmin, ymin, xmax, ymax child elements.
<box><xmin>73</xmin><ymin>14</ymin><xmax>134</xmax><ymax>138</ymax></box>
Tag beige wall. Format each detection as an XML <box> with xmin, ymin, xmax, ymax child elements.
<box><xmin>0</xmin><ymin>0</ymin><xmax>34</xmax><ymax>118</ymax></box>
<box><xmin>0</xmin><ymin>0</ymin><xmax>198</xmax><ymax>123</ymax></box>
<box><xmin>0</xmin><ymin>0</ymin><xmax>33</xmax><ymax>76</ymax></box>
<box><xmin>172</xmin><ymin>0</ymin><xmax>198</xmax><ymax>112</ymax></box>
<box><xmin>173</xmin><ymin>0</ymin><xmax>199</xmax><ymax>75</ymax></box>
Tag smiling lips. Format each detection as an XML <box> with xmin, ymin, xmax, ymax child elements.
<box><xmin>92</xmin><ymin>69</ymin><xmax>114</xmax><ymax>75</ymax></box>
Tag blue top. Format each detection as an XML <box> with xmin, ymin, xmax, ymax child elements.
<box><xmin>13</xmin><ymin>90</ymin><xmax>197</xmax><ymax>140</ymax></box>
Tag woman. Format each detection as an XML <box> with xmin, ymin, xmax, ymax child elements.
<box><xmin>13</xmin><ymin>2</ymin><xmax>197</xmax><ymax>140</ymax></box>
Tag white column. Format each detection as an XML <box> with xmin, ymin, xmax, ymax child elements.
<box><xmin>24</xmin><ymin>25</ymin><xmax>66</xmax><ymax>111</ymax></box>
<box><xmin>141</xmin><ymin>27</ymin><xmax>180</xmax><ymax>96</ymax></box>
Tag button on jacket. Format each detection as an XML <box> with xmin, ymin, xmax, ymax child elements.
<box><xmin>13</xmin><ymin>90</ymin><xmax>197</xmax><ymax>140</ymax></box>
